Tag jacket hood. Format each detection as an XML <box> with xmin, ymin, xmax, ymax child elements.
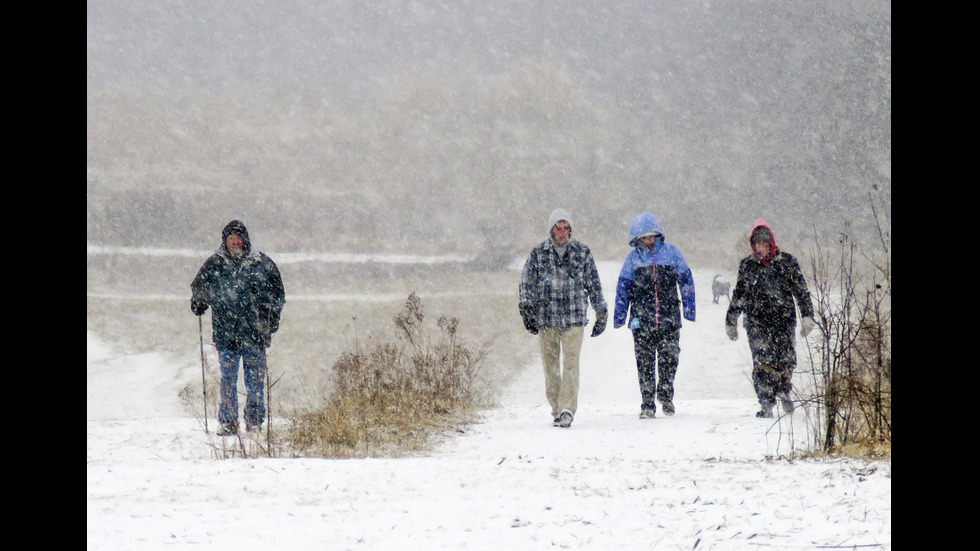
<box><xmin>628</xmin><ymin>212</ymin><xmax>664</xmax><ymax>246</ymax></box>
<box><xmin>220</xmin><ymin>219</ymin><xmax>252</xmax><ymax>256</ymax></box>
<box><xmin>749</xmin><ymin>218</ymin><xmax>778</xmax><ymax>262</ymax></box>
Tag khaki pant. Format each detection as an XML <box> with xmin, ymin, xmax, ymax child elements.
<box><xmin>538</xmin><ymin>326</ymin><xmax>585</xmax><ymax>418</ymax></box>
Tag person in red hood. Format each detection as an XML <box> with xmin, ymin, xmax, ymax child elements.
<box><xmin>725</xmin><ymin>219</ymin><xmax>814</xmax><ymax>418</ymax></box>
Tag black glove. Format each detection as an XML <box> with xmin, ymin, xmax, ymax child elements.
<box><xmin>256</xmin><ymin>316</ymin><xmax>274</xmax><ymax>347</ymax></box>
<box><xmin>591</xmin><ymin>308</ymin><xmax>607</xmax><ymax>337</ymax></box>
<box><xmin>519</xmin><ymin>303</ymin><xmax>538</xmax><ymax>335</ymax></box>
<box><xmin>191</xmin><ymin>300</ymin><xmax>208</xmax><ymax>316</ymax></box>
<box><xmin>260</xmin><ymin>305</ymin><xmax>280</xmax><ymax>334</ymax></box>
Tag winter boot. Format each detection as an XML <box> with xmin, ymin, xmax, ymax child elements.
<box><xmin>639</xmin><ymin>408</ymin><xmax>656</xmax><ymax>419</ymax></box>
<box><xmin>661</xmin><ymin>400</ymin><xmax>675</xmax><ymax>416</ymax></box>
<box><xmin>779</xmin><ymin>393</ymin><xmax>795</xmax><ymax>414</ymax></box>
<box><xmin>756</xmin><ymin>401</ymin><xmax>774</xmax><ymax>418</ymax></box>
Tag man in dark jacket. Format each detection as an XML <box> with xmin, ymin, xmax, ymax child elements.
<box><xmin>726</xmin><ymin>218</ymin><xmax>814</xmax><ymax>418</ymax></box>
<box><xmin>519</xmin><ymin>208</ymin><xmax>607</xmax><ymax>428</ymax></box>
<box><xmin>191</xmin><ymin>220</ymin><xmax>285</xmax><ymax>435</ymax></box>
<box><xmin>613</xmin><ymin>213</ymin><xmax>696</xmax><ymax>419</ymax></box>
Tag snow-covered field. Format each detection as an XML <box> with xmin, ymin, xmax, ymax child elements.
<box><xmin>87</xmin><ymin>260</ymin><xmax>891</xmax><ymax>550</ymax></box>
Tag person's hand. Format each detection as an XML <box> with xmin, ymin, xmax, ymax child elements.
<box><xmin>591</xmin><ymin>308</ymin><xmax>607</xmax><ymax>337</ymax></box>
<box><xmin>800</xmin><ymin>316</ymin><xmax>815</xmax><ymax>337</ymax></box>
<box><xmin>257</xmin><ymin>307</ymin><xmax>281</xmax><ymax>334</ymax></box>
<box><xmin>725</xmin><ymin>324</ymin><xmax>738</xmax><ymax>341</ymax></box>
<box><xmin>259</xmin><ymin>305</ymin><xmax>280</xmax><ymax>334</ymax></box>
<box><xmin>257</xmin><ymin>317</ymin><xmax>271</xmax><ymax>336</ymax></box>
<box><xmin>191</xmin><ymin>300</ymin><xmax>208</xmax><ymax>316</ymax></box>
<box><xmin>519</xmin><ymin>303</ymin><xmax>538</xmax><ymax>335</ymax></box>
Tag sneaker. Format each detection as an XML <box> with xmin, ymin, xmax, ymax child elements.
<box><xmin>639</xmin><ymin>408</ymin><xmax>656</xmax><ymax>419</ymax></box>
<box><xmin>557</xmin><ymin>410</ymin><xmax>574</xmax><ymax>428</ymax></box>
<box><xmin>661</xmin><ymin>400</ymin><xmax>675</xmax><ymax>416</ymax></box>
<box><xmin>217</xmin><ymin>422</ymin><xmax>239</xmax><ymax>436</ymax></box>
<box><xmin>756</xmin><ymin>402</ymin><xmax>774</xmax><ymax>418</ymax></box>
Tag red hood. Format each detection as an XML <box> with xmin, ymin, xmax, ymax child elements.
<box><xmin>749</xmin><ymin>218</ymin><xmax>778</xmax><ymax>264</ymax></box>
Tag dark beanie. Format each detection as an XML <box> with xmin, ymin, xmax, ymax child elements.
<box><xmin>751</xmin><ymin>227</ymin><xmax>772</xmax><ymax>245</ymax></box>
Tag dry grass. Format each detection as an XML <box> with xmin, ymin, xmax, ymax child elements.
<box><xmin>283</xmin><ymin>292</ymin><xmax>501</xmax><ymax>458</ymax></box>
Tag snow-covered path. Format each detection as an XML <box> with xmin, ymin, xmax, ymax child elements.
<box><xmin>86</xmin><ymin>262</ymin><xmax>891</xmax><ymax>550</ymax></box>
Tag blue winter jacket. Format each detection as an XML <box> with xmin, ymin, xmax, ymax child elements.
<box><xmin>613</xmin><ymin>213</ymin><xmax>695</xmax><ymax>331</ymax></box>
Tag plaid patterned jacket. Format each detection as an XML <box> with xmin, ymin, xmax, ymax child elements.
<box><xmin>519</xmin><ymin>238</ymin><xmax>606</xmax><ymax>329</ymax></box>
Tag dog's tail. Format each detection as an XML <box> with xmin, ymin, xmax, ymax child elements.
<box><xmin>713</xmin><ymin>274</ymin><xmax>721</xmax><ymax>282</ymax></box>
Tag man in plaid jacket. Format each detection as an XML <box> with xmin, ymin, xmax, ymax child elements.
<box><xmin>519</xmin><ymin>208</ymin><xmax>607</xmax><ymax>428</ymax></box>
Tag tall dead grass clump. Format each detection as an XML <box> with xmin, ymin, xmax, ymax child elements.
<box><xmin>285</xmin><ymin>293</ymin><xmax>492</xmax><ymax>458</ymax></box>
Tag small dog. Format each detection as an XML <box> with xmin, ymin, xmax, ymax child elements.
<box><xmin>711</xmin><ymin>274</ymin><xmax>731</xmax><ymax>304</ymax></box>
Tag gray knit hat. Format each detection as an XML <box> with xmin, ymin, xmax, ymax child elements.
<box><xmin>547</xmin><ymin>208</ymin><xmax>572</xmax><ymax>233</ymax></box>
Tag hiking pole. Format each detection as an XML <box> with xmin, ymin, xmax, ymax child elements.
<box><xmin>199</xmin><ymin>316</ymin><xmax>209</xmax><ymax>434</ymax></box>
<box><xmin>266</xmin><ymin>367</ymin><xmax>271</xmax><ymax>446</ymax></box>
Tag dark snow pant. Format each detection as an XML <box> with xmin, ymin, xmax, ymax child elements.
<box><xmin>631</xmin><ymin>325</ymin><xmax>680</xmax><ymax>411</ymax></box>
<box><xmin>746</xmin><ymin>324</ymin><xmax>796</xmax><ymax>406</ymax></box>
<box><xmin>218</xmin><ymin>344</ymin><xmax>267</xmax><ymax>427</ymax></box>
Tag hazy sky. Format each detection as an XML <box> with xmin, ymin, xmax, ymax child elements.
<box><xmin>88</xmin><ymin>0</ymin><xmax>890</xmax><ymax>259</ymax></box>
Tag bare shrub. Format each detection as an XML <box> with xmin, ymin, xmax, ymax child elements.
<box><xmin>800</xmin><ymin>188</ymin><xmax>891</xmax><ymax>457</ymax></box>
<box><xmin>285</xmin><ymin>293</ymin><xmax>492</xmax><ymax>458</ymax></box>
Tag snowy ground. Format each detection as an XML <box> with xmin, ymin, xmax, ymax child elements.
<box><xmin>87</xmin><ymin>261</ymin><xmax>891</xmax><ymax>550</ymax></box>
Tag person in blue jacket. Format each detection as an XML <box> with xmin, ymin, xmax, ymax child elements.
<box><xmin>191</xmin><ymin>220</ymin><xmax>285</xmax><ymax>436</ymax></box>
<box><xmin>614</xmin><ymin>213</ymin><xmax>695</xmax><ymax>418</ymax></box>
